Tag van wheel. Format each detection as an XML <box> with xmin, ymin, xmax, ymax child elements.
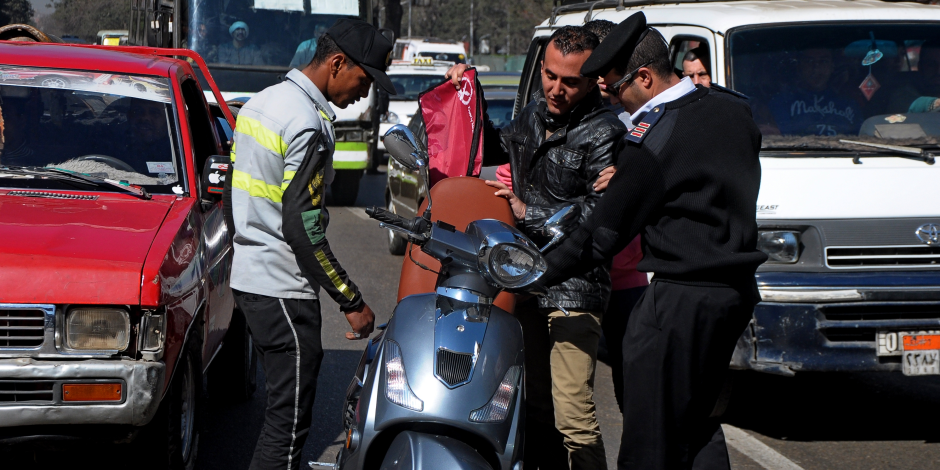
<box><xmin>213</xmin><ymin>308</ymin><xmax>257</xmax><ymax>402</ymax></box>
<box><xmin>330</xmin><ymin>170</ymin><xmax>363</xmax><ymax>206</ymax></box>
<box><xmin>137</xmin><ymin>340</ymin><xmax>203</xmax><ymax>470</ymax></box>
<box><xmin>387</xmin><ymin>200</ymin><xmax>407</xmax><ymax>256</ymax></box>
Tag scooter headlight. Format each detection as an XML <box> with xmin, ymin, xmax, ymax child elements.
<box><xmin>384</xmin><ymin>340</ymin><xmax>424</xmax><ymax>411</ymax></box>
<box><xmin>481</xmin><ymin>243</ymin><xmax>546</xmax><ymax>289</ymax></box>
<box><xmin>469</xmin><ymin>365</ymin><xmax>521</xmax><ymax>423</ymax></box>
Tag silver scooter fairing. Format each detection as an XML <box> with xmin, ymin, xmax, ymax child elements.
<box><xmin>338</xmin><ymin>288</ymin><xmax>525</xmax><ymax>470</ymax></box>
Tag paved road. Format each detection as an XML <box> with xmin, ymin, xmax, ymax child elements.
<box><xmin>6</xmin><ymin>171</ymin><xmax>940</xmax><ymax>469</ymax></box>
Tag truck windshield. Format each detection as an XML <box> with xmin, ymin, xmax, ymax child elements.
<box><xmin>186</xmin><ymin>0</ymin><xmax>361</xmax><ymax>92</ymax></box>
<box><xmin>0</xmin><ymin>67</ymin><xmax>181</xmax><ymax>192</ymax></box>
<box><xmin>729</xmin><ymin>23</ymin><xmax>940</xmax><ymax>151</ymax></box>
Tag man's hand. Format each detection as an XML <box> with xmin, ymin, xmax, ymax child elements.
<box><xmin>344</xmin><ymin>303</ymin><xmax>375</xmax><ymax>340</ymax></box>
<box><xmin>444</xmin><ymin>63</ymin><xmax>471</xmax><ymax>90</ymax></box>
<box><xmin>593</xmin><ymin>166</ymin><xmax>616</xmax><ymax>192</ymax></box>
<box><xmin>485</xmin><ymin>180</ymin><xmax>526</xmax><ymax>221</ymax></box>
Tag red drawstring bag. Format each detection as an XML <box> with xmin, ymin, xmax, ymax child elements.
<box><xmin>411</xmin><ymin>68</ymin><xmax>484</xmax><ymax>187</ymax></box>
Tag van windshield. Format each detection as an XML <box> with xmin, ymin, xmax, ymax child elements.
<box><xmin>0</xmin><ymin>66</ymin><xmax>181</xmax><ymax>193</ymax></box>
<box><xmin>729</xmin><ymin>23</ymin><xmax>940</xmax><ymax>151</ymax></box>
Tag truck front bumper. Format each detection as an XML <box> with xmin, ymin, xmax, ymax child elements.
<box><xmin>0</xmin><ymin>358</ymin><xmax>165</xmax><ymax>427</ymax></box>
<box><xmin>732</xmin><ymin>271</ymin><xmax>940</xmax><ymax>376</ymax></box>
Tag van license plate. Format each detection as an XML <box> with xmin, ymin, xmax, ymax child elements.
<box><xmin>877</xmin><ymin>330</ymin><xmax>940</xmax><ymax>356</ymax></box>
<box><xmin>902</xmin><ymin>350</ymin><xmax>940</xmax><ymax>376</ymax></box>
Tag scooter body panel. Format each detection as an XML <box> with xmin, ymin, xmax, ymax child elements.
<box><xmin>339</xmin><ymin>292</ymin><xmax>525</xmax><ymax>470</ymax></box>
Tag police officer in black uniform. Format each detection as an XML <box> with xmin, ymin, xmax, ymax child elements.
<box><xmin>533</xmin><ymin>12</ymin><xmax>767</xmax><ymax>469</ymax></box>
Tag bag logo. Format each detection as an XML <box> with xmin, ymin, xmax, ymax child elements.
<box><xmin>457</xmin><ymin>76</ymin><xmax>474</xmax><ymax>105</ymax></box>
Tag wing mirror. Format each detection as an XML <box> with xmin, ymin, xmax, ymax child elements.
<box><xmin>201</xmin><ymin>155</ymin><xmax>230</xmax><ymax>202</ymax></box>
<box><xmin>540</xmin><ymin>204</ymin><xmax>580</xmax><ymax>253</ymax></box>
<box><xmin>384</xmin><ymin>124</ymin><xmax>433</xmax><ymax>216</ymax></box>
<box><xmin>384</xmin><ymin>124</ymin><xmax>428</xmax><ymax>171</ymax></box>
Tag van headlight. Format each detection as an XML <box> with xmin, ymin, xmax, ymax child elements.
<box><xmin>758</xmin><ymin>230</ymin><xmax>800</xmax><ymax>263</ymax></box>
<box><xmin>66</xmin><ymin>308</ymin><xmax>130</xmax><ymax>350</ymax></box>
<box><xmin>480</xmin><ymin>243</ymin><xmax>546</xmax><ymax>289</ymax></box>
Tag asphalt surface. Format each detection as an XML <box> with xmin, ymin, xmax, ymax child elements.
<box><xmin>5</xmin><ymin>170</ymin><xmax>940</xmax><ymax>469</ymax></box>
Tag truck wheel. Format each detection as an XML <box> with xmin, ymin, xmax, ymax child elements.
<box><xmin>387</xmin><ymin>200</ymin><xmax>407</xmax><ymax>255</ymax></box>
<box><xmin>137</xmin><ymin>340</ymin><xmax>203</xmax><ymax>470</ymax></box>
<box><xmin>330</xmin><ymin>170</ymin><xmax>363</xmax><ymax>206</ymax></box>
<box><xmin>213</xmin><ymin>308</ymin><xmax>257</xmax><ymax>402</ymax></box>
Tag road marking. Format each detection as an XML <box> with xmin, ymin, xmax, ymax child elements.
<box><xmin>348</xmin><ymin>208</ymin><xmax>371</xmax><ymax>220</ymax></box>
<box><xmin>722</xmin><ymin>424</ymin><xmax>805</xmax><ymax>470</ymax></box>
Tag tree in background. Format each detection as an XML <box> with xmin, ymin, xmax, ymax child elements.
<box><xmin>36</xmin><ymin>0</ymin><xmax>129</xmax><ymax>43</ymax></box>
<box><xmin>0</xmin><ymin>0</ymin><xmax>36</xmax><ymax>26</ymax></box>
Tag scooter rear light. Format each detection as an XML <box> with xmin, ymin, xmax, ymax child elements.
<box><xmin>469</xmin><ymin>366</ymin><xmax>521</xmax><ymax>423</ymax></box>
<box><xmin>384</xmin><ymin>340</ymin><xmax>424</xmax><ymax>411</ymax></box>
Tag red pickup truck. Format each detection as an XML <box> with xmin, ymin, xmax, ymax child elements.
<box><xmin>0</xmin><ymin>41</ymin><xmax>250</xmax><ymax>469</ymax></box>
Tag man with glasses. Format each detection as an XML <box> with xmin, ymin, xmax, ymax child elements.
<box><xmin>534</xmin><ymin>12</ymin><xmax>766</xmax><ymax>469</ymax></box>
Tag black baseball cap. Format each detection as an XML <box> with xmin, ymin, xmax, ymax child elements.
<box><xmin>580</xmin><ymin>12</ymin><xmax>650</xmax><ymax>78</ymax></box>
<box><xmin>326</xmin><ymin>18</ymin><xmax>397</xmax><ymax>95</ymax></box>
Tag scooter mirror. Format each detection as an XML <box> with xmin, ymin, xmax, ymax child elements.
<box><xmin>384</xmin><ymin>124</ymin><xmax>428</xmax><ymax>172</ymax></box>
<box><xmin>540</xmin><ymin>204</ymin><xmax>580</xmax><ymax>253</ymax></box>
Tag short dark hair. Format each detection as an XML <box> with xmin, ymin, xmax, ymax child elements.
<box><xmin>615</xmin><ymin>28</ymin><xmax>672</xmax><ymax>79</ymax></box>
<box><xmin>583</xmin><ymin>20</ymin><xmax>615</xmax><ymax>43</ymax></box>
<box><xmin>549</xmin><ymin>26</ymin><xmax>599</xmax><ymax>56</ymax></box>
<box><xmin>683</xmin><ymin>45</ymin><xmax>711</xmax><ymax>73</ymax></box>
<box><xmin>309</xmin><ymin>33</ymin><xmax>348</xmax><ymax>68</ymax></box>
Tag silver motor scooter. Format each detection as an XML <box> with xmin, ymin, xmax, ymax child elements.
<box><xmin>319</xmin><ymin>125</ymin><xmax>578</xmax><ymax>470</ymax></box>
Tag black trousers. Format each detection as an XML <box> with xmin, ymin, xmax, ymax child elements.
<box><xmin>602</xmin><ymin>286</ymin><xmax>647</xmax><ymax>413</ymax></box>
<box><xmin>234</xmin><ymin>290</ymin><xmax>324</xmax><ymax>470</ymax></box>
<box><xmin>617</xmin><ymin>280</ymin><xmax>758</xmax><ymax>470</ymax></box>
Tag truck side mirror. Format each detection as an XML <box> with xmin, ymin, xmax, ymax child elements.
<box><xmin>202</xmin><ymin>155</ymin><xmax>230</xmax><ymax>202</ymax></box>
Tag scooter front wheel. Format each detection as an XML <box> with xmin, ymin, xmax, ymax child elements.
<box><xmin>379</xmin><ymin>431</ymin><xmax>492</xmax><ymax>470</ymax></box>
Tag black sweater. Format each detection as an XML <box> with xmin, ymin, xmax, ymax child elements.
<box><xmin>537</xmin><ymin>86</ymin><xmax>768</xmax><ymax>288</ymax></box>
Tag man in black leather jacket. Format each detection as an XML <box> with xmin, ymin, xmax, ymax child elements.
<box><xmin>447</xmin><ymin>26</ymin><xmax>626</xmax><ymax>470</ymax></box>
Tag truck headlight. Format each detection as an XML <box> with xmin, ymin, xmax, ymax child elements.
<box><xmin>384</xmin><ymin>112</ymin><xmax>400</xmax><ymax>124</ymax></box>
<box><xmin>345</xmin><ymin>130</ymin><xmax>363</xmax><ymax>142</ymax></box>
<box><xmin>66</xmin><ymin>308</ymin><xmax>130</xmax><ymax>350</ymax></box>
<box><xmin>481</xmin><ymin>243</ymin><xmax>546</xmax><ymax>289</ymax></box>
<box><xmin>384</xmin><ymin>340</ymin><xmax>423</xmax><ymax>411</ymax></box>
<box><xmin>469</xmin><ymin>365</ymin><xmax>521</xmax><ymax>423</ymax></box>
<box><xmin>757</xmin><ymin>230</ymin><xmax>800</xmax><ymax>263</ymax></box>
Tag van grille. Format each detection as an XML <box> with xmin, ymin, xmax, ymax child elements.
<box><xmin>0</xmin><ymin>308</ymin><xmax>45</xmax><ymax>347</ymax></box>
<box><xmin>436</xmin><ymin>349</ymin><xmax>474</xmax><ymax>386</ymax></box>
<box><xmin>0</xmin><ymin>380</ymin><xmax>55</xmax><ymax>404</ymax></box>
<box><xmin>826</xmin><ymin>245</ymin><xmax>940</xmax><ymax>269</ymax></box>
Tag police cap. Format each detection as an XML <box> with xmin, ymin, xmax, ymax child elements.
<box><xmin>580</xmin><ymin>12</ymin><xmax>649</xmax><ymax>78</ymax></box>
<box><xmin>326</xmin><ymin>19</ymin><xmax>397</xmax><ymax>94</ymax></box>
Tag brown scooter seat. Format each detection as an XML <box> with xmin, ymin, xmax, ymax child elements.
<box><xmin>397</xmin><ymin>177</ymin><xmax>516</xmax><ymax>313</ymax></box>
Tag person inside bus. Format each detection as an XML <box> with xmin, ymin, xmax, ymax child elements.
<box><xmin>767</xmin><ymin>47</ymin><xmax>860</xmax><ymax>135</ymax></box>
<box><xmin>290</xmin><ymin>24</ymin><xmax>329</xmax><ymax>70</ymax></box>
<box><xmin>219</xmin><ymin>20</ymin><xmax>264</xmax><ymax>66</ymax></box>
<box><xmin>190</xmin><ymin>22</ymin><xmax>218</xmax><ymax>63</ymax></box>
<box><xmin>682</xmin><ymin>45</ymin><xmax>711</xmax><ymax>87</ymax></box>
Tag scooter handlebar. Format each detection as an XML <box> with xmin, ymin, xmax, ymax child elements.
<box><xmin>366</xmin><ymin>206</ymin><xmax>409</xmax><ymax>229</ymax></box>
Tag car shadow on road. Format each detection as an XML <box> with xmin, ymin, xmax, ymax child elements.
<box><xmin>722</xmin><ymin>370</ymin><xmax>940</xmax><ymax>443</ymax></box>
<box><xmin>197</xmin><ymin>348</ymin><xmax>363</xmax><ymax>469</ymax></box>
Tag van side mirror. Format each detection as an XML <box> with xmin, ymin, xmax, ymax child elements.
<box><xmin>201</xmin><ymin>155</ymin><xmax>230</xmax><ymax>202</ymax></box>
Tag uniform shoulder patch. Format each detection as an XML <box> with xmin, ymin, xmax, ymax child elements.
<box><xmin>624</xmin><ymin>106</ymin><xmax>665</xmax><ymax>144</ymax></box>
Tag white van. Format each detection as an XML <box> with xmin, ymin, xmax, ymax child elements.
<box><xmin>522</xmin><ymin>0</ymin><xmax>940</xmax><ymax>377</ymax></box>
<box><xmin>394</xmin><ymin>37</ymin><xmax>467</xmax><ymax>64</ymax></box>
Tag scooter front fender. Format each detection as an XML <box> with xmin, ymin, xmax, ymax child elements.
<box><xmin>380</xmin><ymin>431</ymin><xmax>492</xmax><ymax>470</ymax></box>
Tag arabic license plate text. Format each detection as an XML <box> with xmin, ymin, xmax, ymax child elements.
<box><xmin>902</xmin><ymin>350</ymin><xmax>940</xmax><ymax>376</ymax></box>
